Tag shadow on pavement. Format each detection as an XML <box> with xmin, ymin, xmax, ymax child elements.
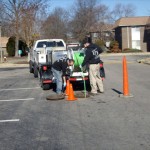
<box><xmin>112</xmin><ymin>88</ymin><xmax>123</xmax><ymax>94</ymax></box>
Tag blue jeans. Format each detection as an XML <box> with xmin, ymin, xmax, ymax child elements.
<box><xmin>52</xmin><ymin>68</ymin><xmax>62</xmax><ymax>94</ymax></box>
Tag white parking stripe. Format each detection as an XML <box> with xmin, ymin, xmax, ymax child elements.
<box><xmin>0</xmin><ymin>98</ymin><xmax>35</xmax><ymax>102</ymax></box>
<box><xmin>0</xmin><ymin>119</ymin><xmax>20</xmax><ymax>123</ymax></box>
<box><xmin>0</xmin><ymin>87</ymin><xmax>40</xmax><ymax>91</ymax></box>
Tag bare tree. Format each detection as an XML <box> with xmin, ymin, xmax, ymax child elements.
<box><xmin>69</xmin><ymin>0</ymin><xmax>97</xmax><ymax>41</ymax></box>
<box><xmin>20</xmin><ymin>2</ymin><xmax>48</xmax><ymax>47</ymax></box>
<box><xmin>2</xmin><ymin>0</ymin><xmax>49</xmax><ymax>56</ymax></box>
<box><xmin>95</xmin><ymin>4</ymin><xmax>111</xmax><ymax>23</ymax></box>
<box><xmin>0</xmin><ymin>2</ymin><xmax>4</xmax><ymax>22</ymax></box>
<box><xmin>41</xmin><ymin>7</ymin><xmax>69</xmax><ymax>40</ymax></box>
<box><xmin>2</xmin><ymin>0</ymin><xmax>26</xmax><ymax>56</ymax></box>
<box><xmin>0</xmin><ymin>2</ymin><xmax>11</xmax><ymax>37</ymax></box>
<box><xmin>110</xmin><ymin>3</ymin><xmax>136</xmax><ymax>22</ymax></box>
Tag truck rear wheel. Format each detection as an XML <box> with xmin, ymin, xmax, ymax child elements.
<box><xmin>34</xmin><ymin>65</ymin><xmax>38</xmax><ymax>78</ymax></box>
<box><xmin>29</xmin><ymin>61</ymin><xmax>34</xmax><ymax>73</ymax></box>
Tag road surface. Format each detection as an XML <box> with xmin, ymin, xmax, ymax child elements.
<box><xmin>0</xmin><ymin>55</ymin><xmax>150</xmax><ymax>150</ymax></box>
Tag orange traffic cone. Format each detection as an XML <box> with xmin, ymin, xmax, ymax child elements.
<box><xmin>123</xmin><ymin>56</ymin><xmax>129</xmax><ymax>96</ymax></box>
<box><xmin>120</xmin><ymin>56</ymin><xmax>133</xmax><ymax>98</ymax></box>
<box><xmin>67</xmin><ymin>83</ymin><xmax>77</xmax><ymax>101</ymax></box>
<box><xmin>65</xmin><ymin>80</ymin><xmax>70</xmax><ymax>96</ymax></box>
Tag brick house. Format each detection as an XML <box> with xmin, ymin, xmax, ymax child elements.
<box><xmin>89</xmin><ymin>23</ymin><xmax>114</xmax><ymax>48</ymax></box>
<box><xmin>145</xmin><ymin>17</ymin><xmax>150</xmax><ymax>52</ymax></box>
<box><xmin>114</xmin><ymin>16</ymin><xmax>150</xmax><ymax>52</ymax></box>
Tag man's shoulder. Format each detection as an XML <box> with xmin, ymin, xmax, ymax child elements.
<box><xmin>89</xmin><ymin>43</ymin><xmax>99</xmax><ymax>48</ymax></box>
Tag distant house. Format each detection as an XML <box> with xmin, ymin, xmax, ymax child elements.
<box><xmin>113</xmin><ymin>16</ymin><xmax>150</xmax><ymax>52</ymax></box>
<box><xmin>89</xmin><ymin>23</ymin><xmax>114</xmax><ymax>47</ymax></box>
<box><xmin>0</xmin><ymin>37</ymin><xmax>9</xmax><ymax>55</ymax></box>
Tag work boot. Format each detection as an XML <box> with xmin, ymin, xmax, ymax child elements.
<box><xmin>56</xmin><ymin>93</ymin><xmax>65</xmax><ymax>99</ymax></box>
<box><xmin>89</xmin><ymin>92</ymin><xmax>98</xmax><ymax>96</ymax></box>
<box><xmin>97</xmin><ymin>90</ymin><xmax>104</xmax><ymax>94</ymax></box>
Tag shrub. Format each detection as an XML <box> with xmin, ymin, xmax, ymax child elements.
<box><xmin>6</xmin><ymin>36</ymin><xmax>28</xmax><ymax>56</ymax></box>
<box><xmin>19</xmin><ymin>40</ymin><xmax>28</xmax><ymax>56</ymax></box>
<box><xmin>6</xmin><ymin>36</ymin><xmax>15</xmax><ymax>56</ymax></box>
<box><xmin>122</xmin><ymin>48</ymin><xmax>143</xmax><ymax>53</ymax></box>
<box><xmin>109</xmin><ymin>40</ymin><xmax>121</xmax><ymax>53</ymax></box>
<box><xmin>95</xmin><ymin>39</ymin><xmax>105</xmax><ymax>47</ymax></box>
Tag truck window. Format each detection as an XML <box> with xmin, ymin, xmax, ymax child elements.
<box><xmin>37</xmin><ymin>42</ymin><xmax>47</xmax><ymax>48</ymax></box>
<box><xmin>47</xmin><ymin>41</ymin><xmax>64</xmax><ymax>47</ymax></box>
<box><xmin>56</xmin><ymin>41</ymin><xmax>64</xmax><ymax>47</ymax></box>
<box><xmin>47</xmin><ymin>42</ymin><xmax>55</xmax><ymax>47</ymax></box>
<box><xmin>37</xmin><ymin>41</ymin><xmax>64</xmax><ymax>48</ymax></box>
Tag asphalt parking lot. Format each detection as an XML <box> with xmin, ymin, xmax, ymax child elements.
<box><xmin>0</xmin><ymin>54</ymin><xmax>150</xmax><ymax>150</ymax></box>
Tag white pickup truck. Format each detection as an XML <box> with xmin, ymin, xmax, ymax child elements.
<box><xmin>29</xmin><ymin>39</ymin><xmax>89</xmax><ymax>90</ymax></box>
<box><xmin>29</xmin><ymin>39</ymin><xmax>67</xmax><ymax>89</ymax></box>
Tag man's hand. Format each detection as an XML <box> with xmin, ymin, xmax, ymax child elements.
<box><xmin>63</xmin><ymin>76</ymin><xmax>66</xmax><ymax>88</ymax></box>
<box><xmin>79</xmin><ymin>65</ymin><xmax>82</xmax><ymax>69</ymax></box>
<box><xmin>63</xmin><ymin>82</ymin><xmax>66</xmax><ymax>88</ymax></box>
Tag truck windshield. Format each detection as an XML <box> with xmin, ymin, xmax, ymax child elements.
<box><xmin>37</xmin><ymin>41</ymin><xmax>64</xmax><ymax>48</ymax></box>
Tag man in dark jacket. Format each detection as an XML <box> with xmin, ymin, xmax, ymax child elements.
<box><xmin>81</xmin><ymin>36</ymin><xmax>104</xmax><ymax>95</ymax></box>
<box><xmin>52</xmin><ymin>57</ymin><xmax>74</xmax><ymax>95</ymax></box>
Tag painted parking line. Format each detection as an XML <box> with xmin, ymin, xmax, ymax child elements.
<box><xmin>0</xmin><ymin>119</ymin><xmax>20</xmax><ymax>123</ymax></box>
<box><xmin>0</xmin><ymin>98</ymin><xmax>35</xmax><ymax>102</ymax></box>
<box><xmin>0</xmin><ymin>87</ymin><xmax>40</xmax><ymax>91</ymax></box>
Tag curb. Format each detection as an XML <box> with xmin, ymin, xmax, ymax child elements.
<box><xmin>0</xmin><ymin>63</ymin><xmax>28</xmax><ymax>68</ymax></box>
<box><xmin>101</xmin><ymin>52</ymin><xmax>150</xmax><ymax>57</ymax></box>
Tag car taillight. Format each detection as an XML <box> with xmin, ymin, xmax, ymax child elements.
<box><xmin>43</xmin><ymin>66</ymin><xmax>47</xmax><ymax>71</ymax></box>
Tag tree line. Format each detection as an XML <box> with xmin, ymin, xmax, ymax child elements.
<box><xmin>0</xmin><ymin>0</ymin><xmax>136</xmax><ymax>56</ymax></box>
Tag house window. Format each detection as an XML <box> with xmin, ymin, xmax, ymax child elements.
<box><xmin>134</xmin><ymin>27</ymin><xmax>140</xmax><ymax>31</ymax></box>
<box><xmin>93</xmin><ymin>33</ymin><xmax>98</xmax><ymax>38</ymax></box>
<box><xmin>105</xmin><ymin>33</ymin><xmax>109</xmax><ymax>37</ymax></box>
<box><xmin>131</xmin><ymin>27</ymin><xmax>141</xmax><ymax>50</ymax></box>
<box><xmin>132</xmin><ymin>40</ymin><xmax>140</xmax><ymax>49</ymax></box>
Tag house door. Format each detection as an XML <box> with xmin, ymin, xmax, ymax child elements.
<box><xmin>131</xmin><ymin>27</ymin><xmax>141</xmax><ymax>50</ymax></box>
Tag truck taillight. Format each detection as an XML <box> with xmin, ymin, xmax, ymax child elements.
<box><xmin>43</xmin><ymin>66</ymin><xmax>47</xmax><ymax>71</ymax></box>
<box><xmin>100</xmin><ymin>63</ymin><xmax>103</xmax><ymax>67</ymax></box>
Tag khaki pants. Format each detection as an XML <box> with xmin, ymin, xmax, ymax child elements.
<box><xmin>89</xmin><ymin>64</ymin><xmax>104</xmax><ymax>93</ymax></box>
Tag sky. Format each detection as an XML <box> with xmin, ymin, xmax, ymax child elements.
<box><xmin>50</xmin><ymin>0</ymin><xmax>150</xmax><ymax>16</ymax></box>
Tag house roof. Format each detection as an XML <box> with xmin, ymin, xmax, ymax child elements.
<box><xmin>89</xmin><ymin>23</ymin><xmax>114</xmax><ymax>32</ymax></box>
<box><xmin>114</xmin><ymin>16</ymin><xmax>150</xmax><ymax>29</ymax></box>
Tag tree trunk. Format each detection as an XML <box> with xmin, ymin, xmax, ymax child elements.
<box><xmin>15</xmin><ymin>35</ymin><xmax>19</xmax><ymax>57</ymax></box>
<box><xmin>15</xmin><ymin>12</ymin><xmax>19</xmax><ymax>57</ymax></box>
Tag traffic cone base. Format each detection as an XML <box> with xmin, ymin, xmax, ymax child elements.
<box><xmin>119</xmin><ymin>93</ymin><xmax>133</xmax><ymax>98</ymax></box>
<box><xmin>67</xmin><ymin>83</ymin><xmax>77</xmax><ymax>101</ymax></box>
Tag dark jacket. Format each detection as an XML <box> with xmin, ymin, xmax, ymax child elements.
<box><xmin>82</xmin><ymin>43</ymin><xmax>103</xmax><ymax>67</ymax></box>
<box><xmin>52</xmin><ymin>58</ymin><xmax>68</xmax><ymax>76</ymax></box>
